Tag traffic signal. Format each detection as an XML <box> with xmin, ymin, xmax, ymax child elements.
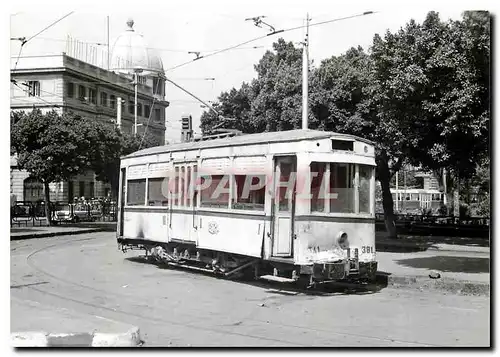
<box><xmin>181</xmin><ymin>115</ymin><xmax>192</xmax><ymax>130</ymax></box>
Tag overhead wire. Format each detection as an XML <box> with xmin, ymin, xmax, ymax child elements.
<box><xmin>27</xmin><ymin>36</ymin><xmax>264</xmax><ymax>53</ymax></box>
<box><xmin>164</xmin><ymin>11</ymin><xmax>376</xmax><ymax>73</ymax></box>
<box><xmin>12</xmin><ymin>12</ymin><xmax>74</xmax><ymax>71</ymax></box>
<box><xmin>11</xmin><ymin>80</ymin><xmax>61</xmax><ymax>108</ymax></box>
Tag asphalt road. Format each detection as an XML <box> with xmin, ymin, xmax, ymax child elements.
<box><xmin>11</xmin><ymin>232</ymin><xmax>490</xmax><ymax>347</ymax></box>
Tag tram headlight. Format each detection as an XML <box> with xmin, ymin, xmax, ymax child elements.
<box><xmin>337</xmin><ymin>231</ymin><xmax>348</xmax><ymax>247</ymax></box>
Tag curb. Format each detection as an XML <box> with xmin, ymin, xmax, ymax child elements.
<box><xmin>376</xmin><ymin>241</ymin><xmax>490</xmax><ymax>253</ymax></box>
<box><xmin>376</xmin><ymin>272</ymin><xmax>490</xmax><ymax>297</ymax></box>
<box><xmin>10</xmin><ymin>228</ymin><xmax>109</xmax><ymax>241</ymax></box>
<box><xmin>11</xmin><ymin>327</ymin><xmax>142</xmax><ymax>347</ymax></box>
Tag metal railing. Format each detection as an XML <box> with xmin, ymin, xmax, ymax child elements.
<box><xmin>375</xmin><ymin>213</ymin><xmax>490</xmax><ymax>227</ymax></box>
<box><xmin>11</xmin><ymin>200</ymin><xmax>117</xmax><ymax>227</ymax></box>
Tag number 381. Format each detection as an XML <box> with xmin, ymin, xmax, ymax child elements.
<box><xmin>362</xmin><ymin>246</ymin><xmax>374</xmax><ymax>254</ymax></box>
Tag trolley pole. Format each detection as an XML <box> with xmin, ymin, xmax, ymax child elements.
<box><xmin>301</xmin><ymin>13</ymin><xmax>310</xmax><ymax>130</ymax></box>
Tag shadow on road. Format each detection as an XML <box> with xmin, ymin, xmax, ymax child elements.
<box><xmin>376</xmin><ymin>234</ymin><xmax>490</xmax><ymax>253</ymax></box>
<box><xmin>396</xmin><ymin>256</ymin><xmax>490</xmax><ymax>273</ymax></box>
<box><xmin>125</xmin><ymin>256</ymin><xmax>388</xmax><ymax>296</ymax></box>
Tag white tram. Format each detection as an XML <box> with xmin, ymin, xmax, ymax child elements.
<box><xmin>117</xmin><ymin>129</ymin><xmax>377</xmax><ymax>285</ymax></box>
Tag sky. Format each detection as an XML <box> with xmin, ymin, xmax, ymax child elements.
<box><xmin>7</xmin><ymin>0</ymin><xmax>495</xmax><ymax>144</ymax></box>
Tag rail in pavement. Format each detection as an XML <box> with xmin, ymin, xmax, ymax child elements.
<box><xmin>10</xmin><ymin>222</ymin><xmax>117</xmax><ymax>240</ymax></box>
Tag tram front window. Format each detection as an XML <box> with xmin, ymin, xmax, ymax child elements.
<box><xmin>330</xmin><ymin>163</ymin><xmax>355</xmax><ymax>213</ymax></box>
<box><xmin>309</xmin><ymin>162</ymin><xmax>372</xmax><ymax>214</ymax></box>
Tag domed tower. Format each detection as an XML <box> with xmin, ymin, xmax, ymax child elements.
<box><xmin>110</xmin><ymin>18</ymin><xmax>166</xmax><ymax>101</ymax></box>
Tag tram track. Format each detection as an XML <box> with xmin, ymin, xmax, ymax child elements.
<box><xmin>15</xmin><ymin>235</ymin><xmax>440</xmax><ymax>347</ymax></box>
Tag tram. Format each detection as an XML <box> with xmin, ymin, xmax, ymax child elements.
<box><xmin>117</xmin><ymin>129</ymin><xmax>377</xmax><ymax>285</ymax></box>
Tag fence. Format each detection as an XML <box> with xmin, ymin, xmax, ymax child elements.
<box><xmin>10</xmin><ymin>200</ymin><xmax>117</xmax><ymax>227</ymax></box>
<box><xmin>375</xmin><ymin>213</ymin><xmax>490</xmax><ymax>227</ymax></box>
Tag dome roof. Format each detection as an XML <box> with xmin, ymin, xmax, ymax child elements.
<box><xmin>110</xmin><ymin>19</ymin><xmax>164</xmax><ymax>75</ymax></box>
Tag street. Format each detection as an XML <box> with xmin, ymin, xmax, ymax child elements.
<box><xmin>11</xmin><ymin>232</ymin><xmax>490</xmax><ymax>347</ymax></box>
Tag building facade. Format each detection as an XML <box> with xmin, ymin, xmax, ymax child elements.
<box><xmin>10</xmin><ymin>19</ymin><xmax>169</xmax><ymax>203</ymax></box>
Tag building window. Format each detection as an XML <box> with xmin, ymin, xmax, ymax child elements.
<box><xmin>153</xmin><ymin>78</ymin><xmax>163</xmax><ymax>96</ymax></box>
<box><xmin>100</xmin><ymin>92</ymin><xmax>108</xmax><ymax>106</ymax></box>
<box><xmin>23</xmin><ymin>177</ymin><xmax>44</xmax><ymax>202</ymax></box>
<box><xmin>110</xmin><ymin>95</ymin><xmax>116</xmax><ymax>109</ymax></box>
<box><xmin>88</xmin><ymin>88</ymin><xmax>96</xmax><ymax>104</ymax></box>
<box><xmin>127</xmin><ymin>179</ymin><xmax>146</xmax><ymax>206</ymax></box>
<box><xmin>68</xmin><ymin>181</ymin><xmax>74</xmax><ymax>203</ymax></box>
<box><xmin>67</xmin><ymin>82</ymin><xmax>74</xmax><ymax>98</ymax></box>
<box><xmin>78</xmin><ymin>85</ymin><xmax>86</xmax><ymax>100</ymax></box>
<box><xmin>89</xmin><ymin>181</ymin><xmax>95</xmax><ymax>199</ymax></box>
<box><xmin>27</xmin><ymin>81</ymin><xmax>40</xmax><ymax>97</ymax></box>
<box><xmin>154</xmin><ymin>108</ymin><xmax>161</xmax><ymax>122</ymax></box>
<box><xmin>144</xmin><ymin>105</ymin><xmax>151</xmax><ymax>118</ymax></box>
<box><xmin>79</xmin><ymin>181</ymin><xmax>85</xmax><ymax>198</ymax></box>
<box><xmin>129</xmin><ymin>101</ymin><xmax>134</xmax><ymax>114</ymax></box>
<box><xmin>137</xmin><ymin>103</ymin><xmax>143</xmax><ymax>117</ymax></box>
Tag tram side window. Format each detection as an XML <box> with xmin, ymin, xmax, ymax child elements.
<box><xmin>359</xmin><ymin>165</ymin><xmax>372</xmax><ymax>214</ymax></box>
<box><xmin>148</xmin><ymin>178</ymin><xmax>168</xmax><ymax>206</ymax></box>
<box><xmin>330</xmin><ymin>163</ymin><xmax>355</xmax><ymax>213</ymax></box>
<box><xmin>232</xmin><ymin>175</ymin><xmax>266</xmax><ymax>211</ymax></box>
<box><xmin>186</xmin><ymin>167</ymin><xmax>192</xmax><ymax>207</ymax></box>
<box><xmin>310</xmin><ymin>162</ymin><xmax>326</xmax><ymax>212</ymax></box>
<box><xmin>200</xmin><ymin>175</ymin><xmax>229</xmax><ymax>208</ymax></box>
<box><xmin>172</xmin><ymin>167</ymin><xmax>182</xmax><ymax>206</ymax></box>
<box><xmin>179</xmin><ymin>166</ymin><xmax>186</xmax><ymax>206</ymax></box>
<box><xmin>127</xmin><ymin>179</ymin><xmax>146</xmax><ymax>206</ymax></box>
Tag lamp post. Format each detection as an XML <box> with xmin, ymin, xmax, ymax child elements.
<box><xmin>133</xmin><ymin>67</ymin><xmax>143</xmax><ymax>135</ymax></box>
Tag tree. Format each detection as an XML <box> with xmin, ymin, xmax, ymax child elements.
<box><xmin>91</xmin><ymin>130</ymin><xmax>160</xmax><ymax>200</ymax></box>
<box><xmin>197</xmin><ymin>11</ymin><xmax>490</xmax><ymax>237</ymax></box>
<box><xmin>403</xmin><ymin>11</ymin><xmax>490</xmax><ymax>181</ymax></box>
<box><xmin>200</xmin><ymin>38</ymin><xmax>304</xmax><ymax>134</ymax></box>
<box><xmin>11</xmin><ymin>109</ymin><xmax>105</xmax><ymax>225</ymax></box>
<box><xmin>200</xmin><ymin>84</ymin><xmax>254</xmax><ymax>134</ymax></box>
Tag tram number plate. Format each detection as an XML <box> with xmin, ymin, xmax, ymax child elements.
<box><xmin>361</xmin><ymin>246</ymin><xmax>374</xmax><ymax>254</ymax></box>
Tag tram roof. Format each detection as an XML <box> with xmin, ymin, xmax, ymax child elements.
<box><xmin>124</xmin><ymin>129</ymin><xmax>374</xmax><ymax>159</ymax></box>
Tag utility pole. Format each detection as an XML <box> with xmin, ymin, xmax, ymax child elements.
<box><xmin>302</xmin><ymin>13</ymin><xmax>310</xmax><ymax>130</ymax></box>
<box><xmin>133</xmin><ymin>68</ymin><xmax>143</xmax><ymax>135</ymax></box>
<box><xmin>134</xmin><ymin>72</ymin><xmax>138</xmax><ymax>135</ymax></box>
<box><xmin>107</xmin><ymin>16</ymin><xmax>110</xmax><ymax>69</ymax></box>
<box><xmin>116</xmin><ymin>96</ymin><xmax>122</xmax><ymax>130</ymax></box>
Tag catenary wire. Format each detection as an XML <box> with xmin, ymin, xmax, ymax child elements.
<box><xmin>164</xmin><ymin>11</ymin><xmax>376</xmax><ymax>73</ymax></box>
<box><xmin>12</xmin><ymin>12</ymin><xmax>74</xmax><ymax>71</ymax></box>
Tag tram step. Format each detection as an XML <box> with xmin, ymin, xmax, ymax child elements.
<box><xmin>259</xmin><ymin>275</ymin><xmax>296</xmax><ymax>283</ymax></box>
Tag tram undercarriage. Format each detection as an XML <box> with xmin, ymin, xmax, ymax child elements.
<box><xmin>118</xmin><ymin>238</ymin><xmax>377</xmax><ymax>287</ymax></box>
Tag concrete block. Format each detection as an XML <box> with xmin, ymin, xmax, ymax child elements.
<box><xmin>11</xmin><ymin>327</ymin><xmax>142</xmax><ymax>347</ymax></box>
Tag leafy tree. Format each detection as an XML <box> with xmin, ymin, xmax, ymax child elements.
<box><xmin>403</xmin><ymin>11</ymin><xmax>490</xmax><ymax>182</ymax></box>
<box><xmin>198</xmin><ymin>11</ymin><xmax>490</xmax><ymax>237</ymax></box>
<box><xmin>11</xmin><ymin>109</ymin><xmax>104</xmax><ymax>225</ymax></box>
<box><xmin>201</xmin><ymin>39</ymin><xmax>304</xmax><ymax>133</ymax></box>
<box><xmin>91</xmin><ymin>130</ymin><xmax>159</xmax><ymax>200</ymax></box>
<box><xmin>200</xmin><ymin>84</ymin><xmax>254</xmax><ymax>133</ymax></box>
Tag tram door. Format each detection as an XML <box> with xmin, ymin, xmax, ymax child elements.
<box><xmin>271</xmin><ymin>156</ymin><xmax>296</xmax><ymax>257</ymax></box>
<box><xmin>118</xmin><ymin>168</ymin><xmax>126</xmax><ymax>237</ymax></box>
